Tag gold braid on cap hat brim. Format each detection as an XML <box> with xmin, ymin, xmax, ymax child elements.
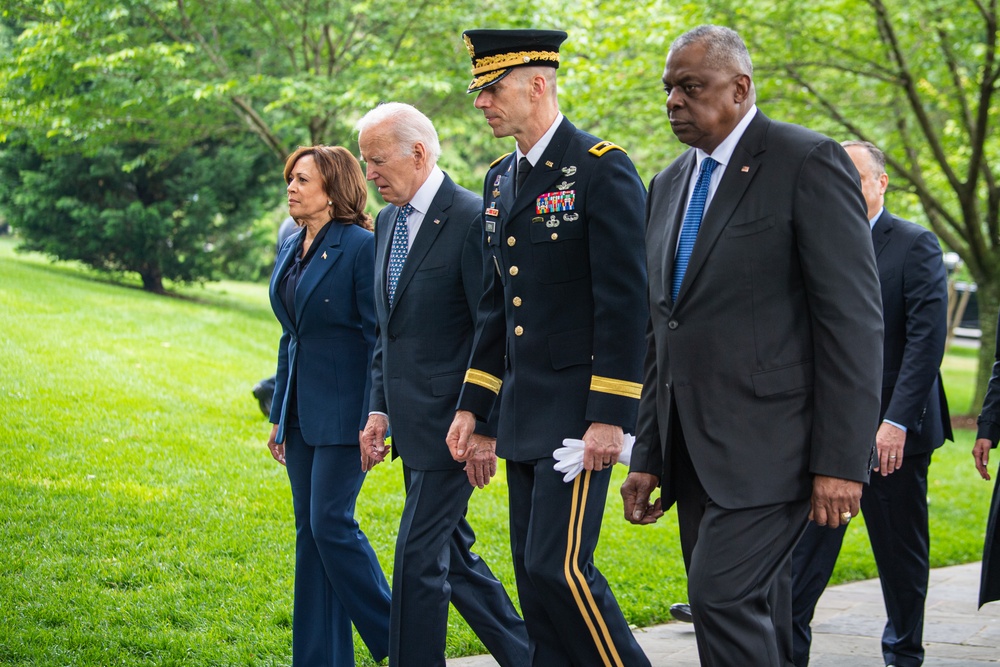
<box><xmin>472</xmin><ymin>51</ymin><xmax>560</xmax><ymax>75</ymax></box>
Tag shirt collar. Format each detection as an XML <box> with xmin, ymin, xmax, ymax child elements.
<box><xmin>517</xmin><ymin>113</ymin><xmax>564</xmax><ymax>167</ymax></box>
<box><xmin>407</xmin><ymin>166</ymin><xmax>444</xmax><ymax>216</ymax></box>
<box><xmin>696</xmin><ymin>105</ymin><xmax>758</xmax><ymax>170</ymax></box>
<box><xmin>870</xmin><ymin>206</ymin><xmax>884</xmax><ymax>229</ymax></box>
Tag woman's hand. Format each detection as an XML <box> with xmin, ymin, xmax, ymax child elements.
<box><xmin>267</xmin><ymin>423</ymin><xmax>286</xmax><ymax>466</ymax></box>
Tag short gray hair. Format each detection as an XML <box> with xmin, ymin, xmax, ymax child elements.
<box><xmin>841</xmin><ymin>140</ymin><xmax>886</xmax><ymax>175</ymax></box>
<box><xmin>355</xmin><ymin>102</ymin><xmax>441</xmax><ymax>164</ymax></box>
<box><xmin>671</xmin><ymin>25</ymin><xmax>753</xmax><ymax>78</ymax></box>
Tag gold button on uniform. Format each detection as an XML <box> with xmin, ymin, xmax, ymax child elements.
<box><xmin>513</xmin><ymin>296</ymin><xmax>522</xmax><ymax>307</ymax></box>
<box><xmin>509</xmin><ymin>265</ymin><xmax>519</xmax><ymax>276</ymax></box>
<box><xmin>514</xmin><ymin>326</ymin><xmax>524</xmax><ymax>336</ymax></box>
<box><xmin>507</xmin><ymin>236</ymin><xmax>516</xmax><ymax>246</ymax></box>
<box><xmin>551</xmin><ymin>232</ymin><xmax>558</xmax><ymax>240</ymax></box>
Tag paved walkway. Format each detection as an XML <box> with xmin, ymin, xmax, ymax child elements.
<box><xmin>448</xmin><ymin>562</ymin><xmax>1000</xmax><ymax>666</ymax></box>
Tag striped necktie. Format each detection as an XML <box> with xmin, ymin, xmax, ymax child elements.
<box><xmin>672</xmin><ymin>157</ymin><xmax>718</xmax><ymax>301</ymax></box>
<box><xmin>387</xmin><ymin>203</ymin><xmax>413</xmax><ymax>306</ymax></box>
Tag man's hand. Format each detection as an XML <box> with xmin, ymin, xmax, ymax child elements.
<box><xmin>361</xmin><ymin>414</ymin><xmax>390</xmax><ymax>472</ymax></box>
<box><xmin>446</xmin><ymin>410</ymin><xmax>478</xmax><ymax>461</ymax></box>
<box><xmin>464</xmin><ymin>434</ymin><xmax>498</xmax><ymax>488</ymax></box>
<box><xmin>809</xmin><ymin>474</ymin><xmax>863</xmax><ymax>529</ymax></box>
<box><xmin>621</xmin><ymin>472</ymin><xmax>664</xmax><ymax>525</ymax></box>
<box><xmin>974</xmin><ymin>438</ymin><xmax>993</xmax><ymax>481</ymax></box>
<box><xmin>873</xmin><ymin>421</ymin><xmax>905</xmax><ymax>476</ymax></box>
<box><xmin>266</xmin><ymin>423</ymin><xmax>285</xmax><ymax>466</ymax></box>
<box><xmin>583</xmin><ymin>422</ymin><xmax>623</xmax><ymax>472</ymax></box>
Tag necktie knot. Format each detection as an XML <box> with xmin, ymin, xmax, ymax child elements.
<box><xmin>671</xmin><ymin>157</ymin><xmax>719</xmax><ymax>302</ymax></box>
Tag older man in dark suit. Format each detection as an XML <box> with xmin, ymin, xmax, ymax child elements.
<box><xmin>620</xmin><ymin>25</ymin><xmax>884</xmax><ymax>667</ymax></box>
<box><xmin>357</xmin><ymin>102</ymin><xmax>528</xmax><ymax>667</ymax></box>
<box><xmin>791</xmin><ymin>140</ymin><xmax>951</xmax><ymax>667</ymax></box>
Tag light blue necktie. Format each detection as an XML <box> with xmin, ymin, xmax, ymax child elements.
<box><xmin>387</xmin><ymin>203</ymin><xmax>413</xmax><ymax>306</ymax></box>
<box><xmin>672</xmin><ymin>157</ymin><xmax>718</xmax><ymax>301</ymax></box>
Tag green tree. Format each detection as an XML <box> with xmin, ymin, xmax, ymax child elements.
<box><xmin>0</xmin><ymin>137</ymin><xmax>278</xmax><ymax>292</ymax></box>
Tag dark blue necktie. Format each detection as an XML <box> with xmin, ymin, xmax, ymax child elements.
<box><xmin>672</xmin><ymin>157</ymin><xmax>718</xmax><ymax>301</ymax></box>
<box><xmin>387</xmin><ymin>203</ymin><xmax>413</xmax><ymax>306</ymax></box>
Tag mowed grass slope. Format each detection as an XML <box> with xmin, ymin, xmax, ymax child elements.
<box><xmin>0</xmin><ymin>236</ymin><xmax>992</xmax><ymax>665</ymax></box>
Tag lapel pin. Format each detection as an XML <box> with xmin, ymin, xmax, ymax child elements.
<box><xmin>321</xmin><ymin>251</ymin><xmax>327</xmax><ymax>259</ymax></box>
<box><xmin>545</xmin><ymin>160</ymin><xmax>554</xmax><ymax>167</ymax></box>
<box><xmin>741</xmin><ymin>166</ymin><xmax>750</xmax><ymax>172</ymax></box>
<box><xmin>434</xmin><ymin>219</ymin><xmax>440</xmax><ymax>225</ymax></box>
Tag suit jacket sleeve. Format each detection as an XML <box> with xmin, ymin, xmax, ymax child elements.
<box><xmin>883</xmin><ymin>226</ymin><xmax>949</xmax><ymax>431</ymax></box>
<box><xmin>268</xmin><ymin>237</ymin><xmax>296</xmax><ymax>427</ymax></box>
<box><xmin>460</xmin><ymin>211</ymin><xmax>499</xmax><ymax>439</ymax></box>
<box><xmin>457</xmin><ymin>168</ymin><xmax>507</xmax><ymax>422</ymax></box>
<box><xmin>368</xmin><ymin>211</ymin><xmax>388</xmax><ymax>417</ymax></box>
<box><xmin>583</xmin><ymin>149</ymin><xmax>649</xmax><ymax>430</ymax></box>
<box><xmin>797</xmin><ymin>140</ymin><xmax>884</xmax><ymax>481</ymax></box>
<box><xmin>355</xmin><ymin>231</ymin><xmax>377</xmax><ymax>431</ymax></box>
<box><xmin>979</xmin><ymin>308</ymin><xmax>1000</xmax><ymax>445</ymax></box>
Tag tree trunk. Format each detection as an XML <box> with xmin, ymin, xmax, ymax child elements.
<box><xmin>139</xmin><ymin>266</ymin><xmax>165</xmax><ymax>294</ymax></box>
<box><xmin>972</xmin><ymin>276</ymin><xmax>1000</xmax><ymax>417</ymax></box>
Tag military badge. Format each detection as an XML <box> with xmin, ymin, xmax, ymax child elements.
<box><xmin>536</xmin><ymin>190</ymin><xmax>576</xmax><ymax>214</ymax></box>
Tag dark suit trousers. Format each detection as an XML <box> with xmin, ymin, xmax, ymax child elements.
<box><xmin>390</xmin><ymin>465</ymin><xmax>529</xmax><ymax>667</ymax></box>
<box><xmin>674</xmin><ymin>434</ymin><xmax>810</xmax><ymax>667</ymax></box>
<box><xmin>791</xmin><ymin>451</ymin><xmax>932</xmax><ymax>667</ymax></box>
<box><xmin>863</xmin><ymin>451</ymin><xmax>932</xmax><ymax>667</ymax></box>
<box><xmin>506</xmin><ymin>459</ymin><xmax>650</xmax><ymax>667</ymax></box>
<box><xmin>284</xmin><ymin>428</ymin><xmax>391</xmax><ymax>666</ymax></box>
<box><xmin>790</xmin><ymin>522</ymin><xmax>848</xmax><ymax>667</ymax></box>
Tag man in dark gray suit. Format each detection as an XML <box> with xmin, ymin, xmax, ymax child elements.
<box><xmin>357</xmin><ymin>102</ymin><xmax>528</xmax><ymax>667</ymax></box>
<box><xmin>621</xmin><ymin>25</ymin><xmax>884</xmax><ymax>666</ymax></box>
<box><xmin>791</xmin><ymin>140</ymin><xmax>951</xmax><ymax>667</ymax></box>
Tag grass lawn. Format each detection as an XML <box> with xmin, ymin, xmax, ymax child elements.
<box><xmin>0</xmin><ymin>235</ymin><xmax>993</xmax><ymax>665</ymax></box>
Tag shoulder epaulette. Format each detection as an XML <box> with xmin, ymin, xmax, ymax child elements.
<box><xmin>589</xmin><ymin>141</ymin><xmax>627</xmax><ymax>157</ymax></box>
<box><xmin>490</xmin><ymin>152</ymin><xmax>512</xmax><ymax>168</ymax></box>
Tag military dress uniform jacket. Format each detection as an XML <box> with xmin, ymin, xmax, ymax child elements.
<box><xmin>457</xmin><ymin>118</ymin><xmax>648</xmax><ymax>461</ymax></box>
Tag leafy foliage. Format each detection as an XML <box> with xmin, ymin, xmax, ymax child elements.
<box><xmin>0</xmin><ymin>137</ymin><xmax>280</xmax><ymax>292</ymax></box>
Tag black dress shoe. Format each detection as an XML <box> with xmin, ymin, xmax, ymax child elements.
<box><xmin>669</xmin><ymin>602</ymin><xmax>693</xmax><ymax>623</ymax></box>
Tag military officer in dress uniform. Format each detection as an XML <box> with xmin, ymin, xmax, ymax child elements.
<box><xmin>446</xmin><ymin>29</ymin><xmax>651</xmax><ymax>667</ymax></box>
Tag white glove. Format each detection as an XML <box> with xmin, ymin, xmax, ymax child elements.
<box><xmin>552</xmin><ymin>434</ymin><xmax>634</xmax><ymax>483</ymax></box>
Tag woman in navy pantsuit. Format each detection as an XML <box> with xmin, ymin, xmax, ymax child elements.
<box><xmin>266</xmin><ymin>145</ymin><xmax>391</xmax><ymax>666</ymax></box>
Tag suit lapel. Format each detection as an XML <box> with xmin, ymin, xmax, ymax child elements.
<box><xmin>872</xmin><ymin>209</ymin><xmax>892</xmax><ymax>259</ymax></box>
<box><xmin>496</xmin><ymin>157</ymin><xmax>516</xmax><ymax>220</ymax></box>
<box><xmin>674</xmin><ymin>113</ymin><xmax>766</xmax><ymax>304</ymax></box>
<box><xmin>661</xmin><ymin>152</ymin><xmax>697</xmax><ymax>305</ymax></box>
<box><xmin>391</xmin><ymin>176</ymin><xmax>455</xmax><ymax>312</ymax></box>
<box><xmin>294</xmin><ymin>222</ymin><xmax>344</xmax><ymax>323</ymax></box>
<box><xmin>375</xmin><ymin>206</ymin><xmax>395</xmax><ymax>315</ymax></box>
<box><xmin>270</xmin><ymin>228</ymin><xmax>301</xmax><ymax>332</ymax></box>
